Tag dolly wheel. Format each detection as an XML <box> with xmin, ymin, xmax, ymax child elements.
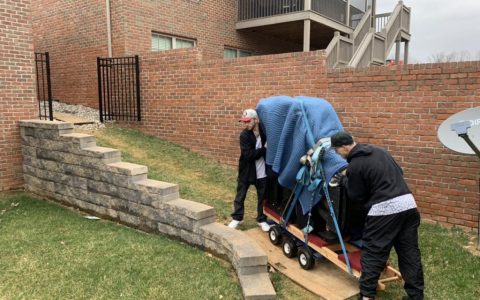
<box><xmin>268</xmin><ymin>225</ymin><xmax>282</xmax><ymax>245</ymax></box>
<box><xmin>298</xmin><ymin>247</ymin><xmax>315</xmax><ymax>270</ymax></box>
<box><xmin>282</xmin><ymin>239</ymin><xmax>297</xmax><ymax>258</ymax></box>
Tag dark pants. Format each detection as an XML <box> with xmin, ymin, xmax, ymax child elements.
<box><xmin>231</xmin><ymin>178</ymin><xmax>267</xmax><ymax>222</ymax></box>
<box><xmin>360</xmin><ymin>208</ymin><xmax>424</xmax><ymax>299</ymax></box>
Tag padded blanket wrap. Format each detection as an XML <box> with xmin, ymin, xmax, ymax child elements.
<box><xmin>256</xmin><ymin>96</ymin><xmax>347</xmax><ymax>214</ymax></box>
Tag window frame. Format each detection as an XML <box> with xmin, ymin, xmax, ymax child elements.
<box><xmin>151</xmin><ymin>32</ymin><xmax>196</xmax><ymax>51</ymax></box>
<box><xmin>224</xmin><ymin>47</ymin><xmax>253</xmax><ymax>58</ymax></box>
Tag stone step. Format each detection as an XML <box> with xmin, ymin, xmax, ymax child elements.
<box><xmin>107</xmin><ymin>161</ymin><xmax>148</xmax><ymax>176</ymax></box>
<box><xmin>238</xmin><ymin>273</ymin><xmax>276</xmax><ymax>300</ymax></box>
<box><xmin>60</xmin><ymin>132</ymin><xmax>96</xmax><ymax>148</ymax></box>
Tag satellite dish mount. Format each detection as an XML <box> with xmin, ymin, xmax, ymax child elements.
<box><xmin>450</xmin><ymin>120</ymin><xmax>480</xmax><ymax>159</ymax></box>
<box><xmin>438</xmin><ymin>107</ymin><xmax>480</xmax><ymax>250</ymax></box>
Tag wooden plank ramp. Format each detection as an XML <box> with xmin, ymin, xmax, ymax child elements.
<box><xmin>54</xmin><ymin>112</ymin><xmax>93</xmax><ymax>125</ymax></box>
<box><xmin>246</xmin><ymin>228</ymin><xmax>359</xmax><ymax>300</ymax></box>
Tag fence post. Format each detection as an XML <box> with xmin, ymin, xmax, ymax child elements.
<box><xmin>45</xmin><ymin>52</ymin><xmax>53</xmax><ymax>121</ymax></box>
<box><xmin>135</xmin><ymin>55</ymin><xmax>141</xmax><ymax>121</ymax></box>
<box><xmin>97</xmin><ymin>57</ymin><xmax>104</xmax><ymax>123</ymax></box>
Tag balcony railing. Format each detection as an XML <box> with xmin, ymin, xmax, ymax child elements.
<box><xmin>238</xmin><ymin>0</ymin><xmax>369</xmax><ymax>29</ymax></box>
<box><xmin>238</xmin><ymin>0</ymin><xmax>304</xmax><ymax>21</ymax></box>
<box><xmin>375</xmin><ymin>12</ymin><xmax>391</xmax><ymax>32</ymax></box>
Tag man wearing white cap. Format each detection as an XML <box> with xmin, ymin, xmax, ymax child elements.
<box><xmin>228</xmin><ymin>108</ymin><xmax>271</xmax><ymax>232</ymax></box>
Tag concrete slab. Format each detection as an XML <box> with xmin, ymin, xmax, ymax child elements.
<box><xmin>246</xmin><ymin>228</ymin><xmax>359</xmax><ymax>300</ymax></box>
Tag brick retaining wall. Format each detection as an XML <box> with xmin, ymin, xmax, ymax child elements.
<box><xmin>132</xmin><ymin>51</ymin><xmax>480</xmax><ymax>230</ymax></box>
<box><xmin>20</xmin><ymin>119</ymin><xmax>275</xmax><ymax>300</ymax></box>
<box><xmin>326</xmin><ymin>62</ymin><xmax>480</xmax><ymax>229</ymax></box>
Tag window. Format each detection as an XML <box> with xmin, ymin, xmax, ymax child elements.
<box><xmin>224</xmin><ymin>47</ymin><xmax>252</xmax><ymax>59</ymax></box>
<box><xmin>152</xmin><ymin>33</ymin><xmax>195</xmax><ymax>51</ymax></box>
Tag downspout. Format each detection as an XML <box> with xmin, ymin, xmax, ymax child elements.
<box><xmin>106</xmin><ymin>0</ymin><xmax>112</xmax><ymax>57</ymax></box>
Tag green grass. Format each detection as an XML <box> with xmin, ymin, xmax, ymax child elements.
<box><xmin>0</xmin><ymin>192</ymin><xmax>241</xmax><ymax>299</ymax></box>
<box><xmin>91</xmin><ymin>126</ymin><xmax>480</xmax><ymax>299</ymax></box>
<box><xmin>92</xmin><ymin>126</ymin><xmax>480</xmax><ymax>299</ymax></box>
<box><xmin>3</xmin><ymin>126</ymin><xmax>478</xmax><ymax>299</ymax></box>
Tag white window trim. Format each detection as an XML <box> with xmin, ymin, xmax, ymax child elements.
<box><xmin>152</xmin><ymin>33</ymin><xmax>196</xmax><ymax>51</ymax></box>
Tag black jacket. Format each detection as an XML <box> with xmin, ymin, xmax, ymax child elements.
<box><xmin>237</xmin><ymin>127</ymin><xmax>266</xmax><ymax>184</ymax></box>
<box><xmin>344</xmin><ymin>144</ymin><xmax>411</xmax><ymax>211</ymax></box>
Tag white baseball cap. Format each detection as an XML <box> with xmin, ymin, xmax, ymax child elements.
<box><xmin>239</xmin><ymin>108</ymin><xmax>258</xmax><ymax>122</ymax></box>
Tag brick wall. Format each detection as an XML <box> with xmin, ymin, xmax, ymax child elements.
<box><xmin>122</xmin><ymin>0</ymin><xmax>301</xmax><ymax>58</ymax></box>
<box><xmin>326</xmin><ymin>63</ymin><xmax>480</xmax><ymax>229</ymax></box>
<box><xmin>0</xmin><ymin>0</ymin><xmax>37</xmax><ymax>191</ymax></box>
<box><xmin>132</xmin><ymin>51</ymin><xmax>480</xmax><ymax>230</ymax></box>
<box><xmin>31</xmin><ymin>0</ymin><xmax>301</xmax><ymax>108</ymax></box>
<box><xmin>137</xmin><ymin>49</ymin><xmax>328</xmax><ymax>164</ymax></box>
<box><xmin>31</xmin><ymin>0</ymin><xmax>110</xmax><ymax>107</ymax></box>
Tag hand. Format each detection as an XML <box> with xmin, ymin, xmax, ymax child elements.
<box><xmin>329</xmin><ymin>172</ymin><xmax>347</xmax><ymax>187</ymax></box>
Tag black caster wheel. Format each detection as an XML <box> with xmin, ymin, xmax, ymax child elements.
<box><xmin>282</xmin><ymin>238</ymin><xmax>298</xmax><ymax>258</ymax></box>
<box><xmin>298</xmin><ymin>247</ymin><xmax>315</xmax><ymax>270</ymax></box>
<box><xmin>268</xmin><ymin>225</ymin><xmax>282</xmax><ymax>245</ymax></box>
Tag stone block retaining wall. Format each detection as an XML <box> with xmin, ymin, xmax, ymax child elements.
<box><xmin>20</xmin><ymin>119</ymin><xmax>275</xmax><ymax>300</ymax></box>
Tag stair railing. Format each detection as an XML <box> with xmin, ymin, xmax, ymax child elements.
<box><xmin>351</xmin><ymin>7</ymin><xmax>372</xmax><ymax>53</ymax></box>
<box><xmin>325</xmin><ymin>31</ymin><xmax>353</xmax><ymax>68</ymax></box>
<box><xmin>382</xmin><ymin>1</ymin><xmax>410</xmax><ymax>59</ymax></box>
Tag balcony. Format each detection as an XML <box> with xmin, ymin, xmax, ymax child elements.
<box><xmin>238</xmin><ymin>0</ymin><xmax>368</xmax><ymax>27</ymax></box>
<box><xmin>236</xmin><ymin>0</ymin><xmax>372</xmax><ymax>50</ymax></box>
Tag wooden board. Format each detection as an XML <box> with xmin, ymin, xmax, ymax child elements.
<box><xmin>246</xmin><ymin>228</ymin><xmax>359</xmax><ymax>300</ymax></box>
<box><xmin>54</xmin><ymin>112</ymin><xmax>94</xmax><ymax>125</ymax></box>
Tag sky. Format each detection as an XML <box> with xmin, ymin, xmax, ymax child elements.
<box><xmin>376</xmin><ymin>0</ymin><xmax>480</xmax><ymax>63</ymax></box>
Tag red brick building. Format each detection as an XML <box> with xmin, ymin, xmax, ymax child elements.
<box><xmin>31</xmin><ymin>0</ymin><xmax>304</xmax><ymax>107</ymax></box>
<box><xmin>33</xmin><ymin>0</ymin><xmax>405</xmax><ymax>107</ymax></box>
<box><xmin>0</xmin><ymin>0</ymin><xmax>37</xmax><ymax>191</ymax></box>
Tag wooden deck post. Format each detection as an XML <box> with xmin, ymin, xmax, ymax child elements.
<box><xmin>346</xmin><ymin>0</ymin><xmax>351</xmax><ymax>26</ymax></box>
<box><xmin>395</xmin><ymin>36</ymin><xmax>401</xmax><ymax>64</ymax></box>
<box><xmin>404</xmin><ymin>40</ymin><xmax>409</xmax><ymax>64</ymax></box>
<box><xmin>303</xmin><ymin>19</ymin><xmax>311</xmax><ymax>52</ymax></box>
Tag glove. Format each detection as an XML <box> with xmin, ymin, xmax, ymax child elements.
<box><xmin>329</xmin><ymin>172</ymin><xmax>347</xmax><ymax>187</ymax></box>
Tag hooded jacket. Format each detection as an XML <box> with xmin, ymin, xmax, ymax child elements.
<box><xmin>344</xmin><ymin>144</ymin><xmax>411</xmax><ymax>211</ymax></box>
<box><xmin>237</xmin><ymin>127</ymin><xmax>266</xmax><ymax>184</ymax></box>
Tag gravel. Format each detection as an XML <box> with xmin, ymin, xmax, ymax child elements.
<box><xmin>52</xmin><ymin>101</ymin><xmax>114</xmax><ymax>130</ymax></box>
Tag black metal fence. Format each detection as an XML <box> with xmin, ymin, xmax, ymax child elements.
<box><xmin>97</xmin><ymin>56</ymin><xmax>141</xmax><ymax>122</ymax></box>
<box><xmin>35</xmin><ymin>52</ymin><xmax>53</xmax><ymax>121</ymax></box>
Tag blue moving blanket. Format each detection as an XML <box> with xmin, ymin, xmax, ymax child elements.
<box><xmin>256</xmin><ymin>96</ymin><xmax>347</xmax><ymax>215</ymax></box>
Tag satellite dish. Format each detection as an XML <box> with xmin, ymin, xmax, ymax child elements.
<box><xmin>438</xmin><ymin>107</ymin><xmax>480</xmax><ymax>155</ymax></box>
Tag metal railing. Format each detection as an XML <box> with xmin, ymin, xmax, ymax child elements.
<box><xmin>238</xmin><ymin>0</ymin><xmax>304</xmax><ymax>21</ymax></box>
<box><xmin>237</xmin><ymin>0</ymin><xmax>368</xmax><ymax>28</ymax></box>
<box><xmin>97</xmin><ymin>56</ymin><xmax>141</xmax><ymax>122</ymax></box>
<box><xmin>311</xmin><ymin>0</ymin><xmax>347</xmax><ymax>24</ymax></box>
<box><xmin>34</xmin><ymin>52</ymin><xmax>53</xmax><ymax>121</ymax></box>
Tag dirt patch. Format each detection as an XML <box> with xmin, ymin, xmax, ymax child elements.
<box><xmin>464</xmin><ymin>235</ymin><xmax>480</xmax><ymax>256</ymax></box>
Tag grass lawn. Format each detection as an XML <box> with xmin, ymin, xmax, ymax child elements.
<box><xmin>0</xmin><ymin>192</ymin><xmax>241</xmax><ymax>299</ymax></box>
<box><xmin>0</xmin><ymin>192</ymin><xmax>243</xmax><ymax>299</ymax></box>
<box><xmin>2</xmin><ymin>126</ymin><xmax>478</xmax><ymax>299</ymax></box>
<box><xmin>92</xmin><ymin>126</ymin><xmax>480</xmax><ymax>300</ymax></box>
